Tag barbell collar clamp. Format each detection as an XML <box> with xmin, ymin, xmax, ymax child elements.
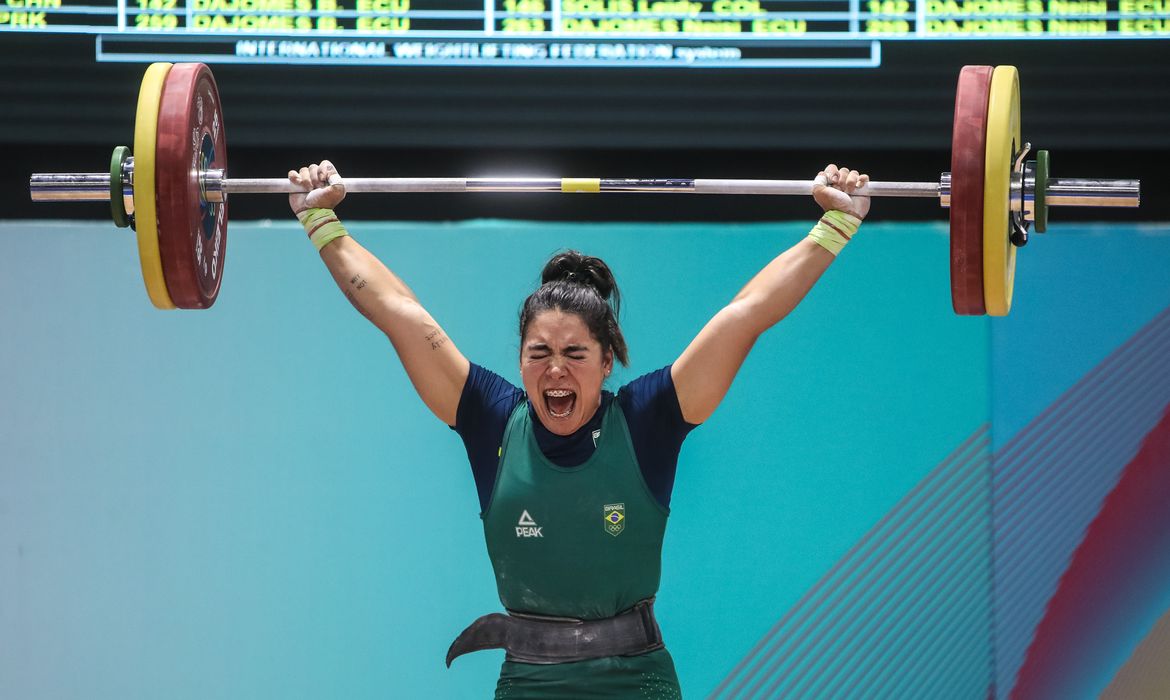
<box><xmin>122</xmin><ymin>156</ymin><xmax>137</xmax><ymax>218</ymax></box>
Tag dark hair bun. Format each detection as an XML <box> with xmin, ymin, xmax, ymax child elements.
<box><xmin>541</xmin><ymin>250</ymin><xmax>617</xmax><ymax>302</ymax></box>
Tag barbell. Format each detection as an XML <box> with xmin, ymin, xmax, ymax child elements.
<box><xmin>29</xmin><ymin>62</ymin><xmax>1140</xmax><ymax>315</ymax></box>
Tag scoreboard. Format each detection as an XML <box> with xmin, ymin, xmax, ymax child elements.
<box><xmin>2</xmin><ymin>0</ymin><xmax>1167</xmax><ymax>66</ymax></box>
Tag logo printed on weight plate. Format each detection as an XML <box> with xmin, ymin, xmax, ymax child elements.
<box><xmin>516</xmin><ymin>510</ymin><xmax>543</xmax><ymax>538</ymax></box>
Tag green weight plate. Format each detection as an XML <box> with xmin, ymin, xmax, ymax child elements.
<box><xmin>110</xmin><ymin>146</ymin><xmax>131</xmax><ymax>228</ymax></box>
<box><xmin>1035</xmin><ymin>149</ymin><xmax>1049</xmax><ymax>233</ymax></box>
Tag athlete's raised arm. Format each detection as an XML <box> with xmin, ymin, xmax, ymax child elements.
<box><xmin>672</xmin><ymin>163</ymin><xmax>870</xmax><ymax>424</ymax></box>
<box><xmin>289</xmin><ymin>160</ymin><xmax>469</xmax><ymax>426</ymax></box>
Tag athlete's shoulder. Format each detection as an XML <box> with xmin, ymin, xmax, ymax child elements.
<box><xmin>617</xmin><ymin>365</ymin><xmax>676</xmax><ymax>409</ymax></box>
<box><xmin>466</xmin><ymin>363</ymin><xmax>525</xmax><ymax>411</ymax></box>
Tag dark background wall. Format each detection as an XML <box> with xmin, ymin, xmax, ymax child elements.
<box><xmin>7</xmin><ymin>34</ymin><xmax>1168</xmax><ymax>222</ymax></box>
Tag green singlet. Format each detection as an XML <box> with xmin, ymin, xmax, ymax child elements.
<box><xmin>481</xmin><ymin>400</ymin><xmax>682</xmax><ymax>699</ymax></box>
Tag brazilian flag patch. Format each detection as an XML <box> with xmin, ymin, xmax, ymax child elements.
<box><xmin>603</xmin><ymin>503</ymin><xmax>625</xmax><ymax>537</ymax></box>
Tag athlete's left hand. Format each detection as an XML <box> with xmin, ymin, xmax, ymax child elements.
<box><xmin>288</xmin><ymin>159</ymin><xmax>346</xmax><ymax>214</ymax></box>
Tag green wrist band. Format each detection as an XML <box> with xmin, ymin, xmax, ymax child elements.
<box><xmin>806</xmin><ymin>209</ymin><xmax>862</xmax><ymax>256</ymax></box>
<box><xmin>297</xmin><ymin>207</ymin><xmax>350</xmax><ymax>251</ymax></box>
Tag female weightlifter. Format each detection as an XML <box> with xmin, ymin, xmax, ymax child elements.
<box><xmin>288</xmin><ymin>160</ymin><xmax>870</xmax><ymax>699</ymax></box>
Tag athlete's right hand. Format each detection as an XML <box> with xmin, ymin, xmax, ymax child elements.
<box><xmin>812</xmin><ymin>163</ymin><xmax>870</xmax><ymax>220</ymax></box>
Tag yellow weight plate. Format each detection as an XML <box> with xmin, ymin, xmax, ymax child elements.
<box><xmin>133</xmin><ymin>62</ymin><xmax>176</xmax><ymax>310</ymax></box>
<box><xmin>982</xmin><ymin>65</ymin><xmax>1020</xmax><ymax>316</ymax></box>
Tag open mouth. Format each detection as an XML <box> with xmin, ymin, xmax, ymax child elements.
<box><xmin>543</xmin><ymin>388</ymin><xmax>577</xmax><ymax>419</ymax></box>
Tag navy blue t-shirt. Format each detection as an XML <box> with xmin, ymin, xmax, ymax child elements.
<box><xmin>453</xmin><ymin>363</ymin><xmax>697</xmax><ymax>511</ymax></box>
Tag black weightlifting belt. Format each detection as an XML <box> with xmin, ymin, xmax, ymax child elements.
<box><xmin>445</xmin><ymin>598</ymin><xmax>664</xmax><ymax>666</ymax></box>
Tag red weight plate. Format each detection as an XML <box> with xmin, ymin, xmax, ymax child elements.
<box><xmin>156</xmin><ymin>63</ymin><xmax>228</xmax><ymax>309</ymax></box>
<box><xmin>950</xmin><ymin>65</ymin><xmax>993</xmax><ymax>316</ymax></box>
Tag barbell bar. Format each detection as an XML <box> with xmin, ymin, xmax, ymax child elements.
<box><xmin>28</xmin><ymin>62</ymin><xmax>1141</xmax><ymax>315</ymax></box>
<box><xmin>30</xmin><ymin>170</ymin><xmax>1139</xmax><ymax>205</ymax></box>
<box><xmin>29</xmin><ymin>170</ymin><xmax>1140</xmax><ymax>205</ymax></box>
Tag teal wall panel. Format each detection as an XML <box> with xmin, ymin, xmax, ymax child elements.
<box><xmin>0</xmin><ymin>216</ymin><xmax>1095</xmax><ymax>699</ymax></box>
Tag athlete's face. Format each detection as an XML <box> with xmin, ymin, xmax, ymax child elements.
<box><xmin>520</xmin><ymin>309</ymin><xmax>613</xmax><ymax>437</ymax></box>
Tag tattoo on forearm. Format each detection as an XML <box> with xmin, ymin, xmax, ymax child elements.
<box><xmin>342</xmin><ymin>274</ymin><xmax>374</xmax><ymax>320</ymax></box>
<box><xmin>425</xmin><ymin>328</ymin><xmax>449</xmax><ymax>351</ymax></box>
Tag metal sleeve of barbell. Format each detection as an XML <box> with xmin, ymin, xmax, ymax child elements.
<box><xmin>1045</xmin><ymin>178</ymin><xmax>1141</xmax><ymax>208</ymax></box>
<box><xmin>29</xmin><ymin>173</ymin><xmax>117</xmax><ymax>201</ymax></box>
